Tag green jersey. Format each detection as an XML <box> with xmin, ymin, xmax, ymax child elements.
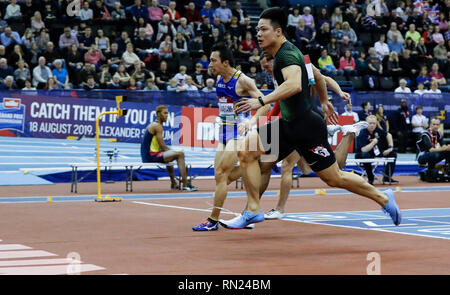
<box><xmin>272</xmin><ymin>41</ymin><xmax>313</xmax><ymax>122</ymax></box>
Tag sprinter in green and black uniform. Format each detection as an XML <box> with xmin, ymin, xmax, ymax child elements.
<box><xmin>222</xmin><ymin>7</ymin><xmax>402</xmax><ymax>229</ymax></box>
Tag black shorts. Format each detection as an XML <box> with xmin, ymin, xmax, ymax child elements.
<box><xmin>257</xmin><ymin>112</ymin><xmax>336</xmax><ymax>172</ymax></box>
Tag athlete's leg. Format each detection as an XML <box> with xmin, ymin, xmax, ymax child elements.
<box><xmin>316</xmin><ymin>161</ymin><xmax>388</xmax><ymax>206</ymax></box>
<box><xmin>277</xmin><ymin>151</ymin><xmax>300</xmax><ymax>212</ymax></box>
<box><xmin>165</xmin><ymin>165</ymin><xmax>178</xmax><ymax>187</ymax></box>
<box><xmin>210</xmin><ymin>140</ymin><xmax>240</xmax><ymax>220</ymax></box>
<box><xmin>227</xmin><ymin>166</ymin><xmax>241</xmax><ymax>185</ymax></box>
<box><xmin>163</xmin><ymin>150</ymin><xmax>188</xmax><ymax>186</ymax></box>
<box><xmin>296</xmin><ymin>156</ymin><xmax>312</xmax><ymax>175</ymax></box>
<box><xmin>334</xmin><ymin>132</ymin><xmax>355</xmax><ymax>169</ymax></box>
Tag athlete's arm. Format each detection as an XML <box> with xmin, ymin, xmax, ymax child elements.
<box><xmin>235</xmin><ymin>65</ymin><xmax>302</xmax><ymax>113</ymax></box>
<box><xmin>154</xmin><ymin>124</ymin><xmax>170</xmax><ymax>151</ymax></box>
<box><xmin>323</xmin><ymin>75</ymin><xmax>351</xmax><ymax>102</ymax></box>
<box><xmin>312</xmin><ymin>65</ymin><xmax>339</xmax><ymax>125</ymax></box>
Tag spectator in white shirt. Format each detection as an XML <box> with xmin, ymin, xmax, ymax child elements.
<box><xmin>394</xmin><ymin>79</ymin><xmax>411</xmax><ymax>93</ymax></box>
<box><xmin>32</xmin><ymin>56</ymin><xmax>53</xmax><ymax>89</ymax></box>
<box><xmin>411</xmin><ymin>105</ymin><xmax>428</xmax><ymax>141</ymax></box>
<box><xmin>202</xmin><ymin>78</ymin><xmax>216</xmax><ymax>92</ymax></box>
<box><xmin>80</xmin><ymin>1</ymin><xmax>94</xmax><ymax>21</ymax></box>
<box><xmin>4</xmin><ymin>0</ymin><xmax>22</xmax><ymax>20</ymax></box>
<box><xmin>341</xmin><ymin>103</ymin><xmax>359</xmax><ymax>122</ymax></box>
<box><xmin>414</xmin><ymin>83</ymin><xmax>427</xmax><ymax>95</ymax></box>
<box><xmin>181</xmin><ymin>75</ymin><xmax>198</xmax><ymax>91</ymax></box>
<box><xmin>374</xmin><ymin>34</ymin><xmax>390</xmax><ymax>60</ymax></box>
<box><xmin>425</xmin><ymin>80</ymin><xmax>442</xmax><ymax>94</ymax></box>
<box><xmin>173</xmin><ymin>65</ymin><xmax>187</xmax><ymax>85</ymax></box>
<box><xmin>122</xmin><ymin>43</ymin><xmax>141</xmax><ymax>69</ymax></box>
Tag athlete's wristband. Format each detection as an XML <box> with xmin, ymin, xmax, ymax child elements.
<box><xmin>258</xmin><ymin>96</ymin><xmax>265</xmax><ymax>106</ymax></box>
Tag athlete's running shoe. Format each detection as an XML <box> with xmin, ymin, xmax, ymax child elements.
<box><xmin>192</xmin><ymin>218</ymin><xmax>218</xmax><ymax>231</ymax></box>
<box><xmin>219</xmin><ymin>215</ymin><xmax>255</xmax><ymax>229</ymax></box>
<box><xmin>327</xmin><ymin>125</ymin><xmax>342</xmax><ymax>137</ymax></box>
<box><xmin>381</xmin><ymin>189</ymin><xmax>402</xmax><ymax>226</ymax></box>
<box><xmin>219</xmin><ymin>210</ymin><xmax>264</xmax><ymax>229</ymax></box>
<box><xmin>183</xmin><ymin>184</ymin><xmax>198</xmax><ymax>191</ymax></box>
<box><xmin>341</xmin><ymin>121</ymin><xmax>369</xmax><ymax>137</ymax></box>
<box><xmin>264</xmin><ymin>208</ymin><xmax>285</xmax><ymax>220</ymax></box>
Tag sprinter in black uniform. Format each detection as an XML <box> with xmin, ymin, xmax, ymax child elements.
<box><xmin>224</xmin><ymin>7</ymin><xmax>401</xmax><ymax>229</ymax></box>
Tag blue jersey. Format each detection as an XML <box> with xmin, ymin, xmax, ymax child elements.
<box><xmin>216</xmin><ymin>70</ymin><xmax>251</xmax><ymax>125</ymax></box>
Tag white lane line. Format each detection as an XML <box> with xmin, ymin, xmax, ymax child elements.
<box><xmin>0</xmin><ymin>250</ymin><xmax>57</xmax><ymax>259</ymax></box>
<box><xmin>0</xmin><ymin>264</ymin><xmax>105</xmax><ymax>275</ymax></box>
<box><xmin>0</xmin><ymin>244</ymin><xmax>32</xmax><ymax>251</ymax></box>
<box><xmin>0</xmin><ymin>258</ymin><xmax>80</xmax><ymax>267</ymax></box>
<box><xmin>133</xmin><ymin>201</ymin><xmax>237</xmax><ymax>215</ymax></box>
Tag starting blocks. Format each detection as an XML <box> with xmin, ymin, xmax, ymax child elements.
<box><xmin>95</xmin><ymin>195</ymin><xmax>123</xmax><ymax>202</ymax></box>
<box><xmin>395</xmin><ymin>186</ymin><xmax>402</xmax><ymax>193</ymax></box>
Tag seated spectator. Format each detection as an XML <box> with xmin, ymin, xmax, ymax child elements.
<box><xmin>191</xmin><ymin>63</ymin><xmax>206</xmax><ymax>89</ymax></box>
<box><xmin>416</xmin><ymin>37</ymin><xmax>432</xmax><ymax>60</ymax></box>
<box><xmin>341</xmin><ymin>21</ymin><xmax>357</xmax><ymax>45</ymax></box>
<box><xmin>155</xmin><ymin>60</ymin><xmax>171</xmax><ymax>89</ymax></box>
<box><xmin>129</xmin><ymin>0</ymin><xmax>149</xmax><ymax>23</ymax></box>
<box><xmin>148</xmin><ymin>0</ymin><xmax>163</xmax><ymax>25</ymax></box>
<box><xmin>359</xmin><ymin>101</ymin><xmax>372</xmax><ymax>122</ymax></box>
<box><xmin>13</xmin><ymin>59</ymin><xmax>31</xmax><ymax>89</ymax></box>
<box><xmin>238</xmin><ymin>31</ymin><xmax>257</xmax><ymax>58</ymax></box>
<box><xmin>80</xmin><ymin>1</ymin><xmax>94</xmax><ymax>22</ymax></box>
<box><xmin>113</xmin><ymin>63</ymin><xmax>131</xmax><ymax>87</ymax></box>
<box><xmin>173</xmin><ymin>32</ymin><xmax>189</xmax><ymax>59</ymax></box>
<box><xmin>95</xmin><ymin>29</ymin><xmax>111</xmax><ymax>52</ymax></box>
<box><xmin>338</xmin><ymin>50</ymin><xmax>356</xmax><ymax>77</ymax></box>
<box><xmin>416</xmin><ymin>66</ymin><xmax>431</xmax><ymax>88</ymax></box>
<box><xmin>42</xmin><ymin>42</ymin><xmax>61</xmax><ymax>67</ymax></box>
<box><xmin>104</xmin><ymin>42</ymin><xmax>122</xmax><ymax>71</ymax></box>
<box><xmin>366</xmin><ymin>47</ymin><xmax>382</xmax><ymax>89</ymax></box>
<box><xmin>356</xmin><ymin>115</ymin><xmax>398</xmax><ymax>184</ymax></box>
<box><xmin>83</xmin><ymin>75</ymin><xmax>98</xmax><ymax>91</ymax></box>
<box><xmin>107</xmin><ymin>75</ymin><xmax>124</xmax><ymax>89</ymax></box>
<box><xmin>411</xmin><ymin>106</ymin><xmax>429</xmax><ymax>141</ymax></box>
<box><xmin>164</xmin><ymin>1</ymin><xmax>181</xmax><ymax>25</ymax></box>
<box><xmin>143</xmin><ymin>78</ymin><xmax>159</xmax><ymax>90</ymax></box>
<box><xmin>0</xmin><ymin>27</ymin><xmax>22</xmax><ymax>51</ymax></box>
<box><xmin>173</xmin><ymin>65</ymin><xmax>188</xmax><ymax>85</ymax></box>
<box><xmin>433</xmin><ymin>40</ymin><xmax>448</xmax><ymax>68</ymax></box>
<box><xmin>4</xmin><ymin>0</ymin><xmax>22</xmax><ymax>21</ymax></box>
<box><xmin>355</xmin><ymin>51</ymin><xmax>368</xmax><ymax>76</ymax></box>
<box><xmin>166</xmin><ymin>77</ymin><xmax>183</xmax><ymax>92</ymax></box>
<box><xmin>32</xmin><ymin>57</ymin><xmax>52</xmax><ymax>89</ymax></box>
<box><xmin>180</xmin><ymin>75</ymin><xmax>198</xmax><ymax>91</ymax></box>
<box><xmin>133</xmin><ymin>28</ymin><xmax>153</xmax><ymax>60</ymax></box>
<box><xmin>232</xmin><ymin>1</ymin><xmax>247</xmax><ymax>25</ymax></box>
<box><xmin>246</xmin><ymin>65</ymin><xmax>258</xmax><ymax>80</ymax></box>
<box><xmin>414</xmin><ymin>83</ymin><xmax>427</xmax><ymax>95</ymax></box>
<box><xmin>31</xmin><ymin>11</ymin><xmax>45</xmax><ymax>34</ymax></box>
<box><xmin>374</xmin><ymin>34</ymin><xmax>390</xmax><ymax>60</ymax></box>
<box><xmin>405</xmin><ymin>23</ymin><xmax>421</xmax><ymax>44</ymax></box>
<box><xmin>43</xmin><ymin>3</ymin><xmax>56</xmax><ymax>23</ymax></box>
<box><xmin>417</xmin><ymin>117</ymin><xmax>450</xmax><ymax>175</ymax></box>
<box><xmin>316</xmin><ymin>22</ymin><xmax>331</xmax><ymax>47</ymax></box>
<box><xmin>185</xmin><ymin>2</ymin><xmax>202</xmax><ymax>26</ymax></box>
<box><xmin>0</xmin><ymin>58</ymin><xmax>14</xmax><ymax>83</ymax></box>
<box><xmin>122</xmin><ymin>43</ymin><xmax>141</xmax><ymax>69</ymax></box>
<box><xmin>9</xmin><ymin>44</ymin><xmax>26</xmax><ymax>69</ymax></box>
<box><xmin>66</xmin><ymin>43</ymin><xmax>84</xmax><ymax>86</ymax></box>
<box><xmin>197</xmin><ymin>54</ymin><xmax>209</xmax><ymax>71</ymax></box>
<box><xmin>341</xmin><ymin>103</ymin><xmax>359</xmax><ymax>123</ymax></box>
<box><xmin>177</xmin><ymin>17</ymin><xmax>195</xmax><ymax>41</ymax></box>
<box><xmin>111</xmin><ymin>1</ymin><xmax>126</xmax><ymax>20</ymax></box>
<box><xmin>44</xmin><ymin>77</ymin><xmax>62</xmax><ymax>91</ymax></box>
<box><xmin>391</xmin><ymin>99</ymin><xmax>411</xmax><ymax>153</ymax></box>
<box><xmin>386</xmin><ymin>51</ymin><xmax>403</xmax><ymax>84</ymax></box>
<box><xmin>215</xmin><ymin>0</ymin><xmax>232</xmax><ymax>24</ymax></box>
<box><xmin>21</xmin><ymin>28</ymin><xmax>35</xmax><ymax>52</ymax></box>
<box><xmin>387</xmin><ymin>33</ymin><xmax>404</xmax><ymax>54</ymax></box>
<box><xmin>131</xmin><ymin>61</ymin><xmax>152</xmax><ymax>88</ymax></box>
<box><xmin>159</xmin><ymin>35</ymin><xmax>173</xmax><ymax>59</ymax></box>
<box><xmin>338</xmin><ymin>36</ymin><xmax>355</xmax><ymax>58</ymax></box>
<box><xmin>202</xmin><ymin>78</ymin><xmax>216</xmax><ymax>92</ymax></box>
<box><xmin>429</xmin><ymin>63</ymin><xmax>446</xmax><ymax>86</ymax></box>
<box><xmin>35</xmin><ymin>28</ymin><xmax>50</xmax><ymax>52</ymax></box>
<box><xmin>126</xmin><ymin>77</ymin><xmax>141</xmax><ymax>91</ymax></box>
<box><xmin>331</xmin><ymin>21</ymin><xmax>344</xmax><ymax>43</ymax></box>
<box><xmin>78</xmin><ymin>63</ymin><xmax>97</xmax><ymax>85</ymax></box>
<box><xmin>288</xmin><ymin>6</ymin><xmax>302</xmax><ymax>33</ymax></box>
<box><xmin>425</xmin><ymin>80</ymin><xmax>442</xmax><ymax>94</ymax></box>
<box><xmin>318</xmin><ymin>48</ymin><xmax>336</xmax><ymax>78</ymax></box>
<box><xmin>22</xmin><ymin>79</ymin><xmax>36</xmax><ymax>90</ymax></box>
<box><xmin>394</xmin><ymin>78</ymin><xmax>411</xmax><ymax>93</ymax></box>
<box><xmin>78</xmin><ymin>27</ymin><xmax>96</xmax><ymax>51</ymax></box>
<box><xmin>59</xmin><ymin>27</ymin><xmax>80</xmax><ymax>50</ymax></box>
<box><xmin>301</xmin><ymin>6</ymin><xmax>314</xmax><ymax>28</ymax></box>
<box><xmin>0</xmin><ymin>76</ymin><xmax>17</xmax><ymax>90</ymax></box>
<box><xmin>84</xmin><ymin>45</ymin><xmax>104</xmax><ymax>70</ymax></box>
<box><xmin>200</xmin><ymin>1</ymin><xmax>215</xmax><ymax>24</ymax></box>
<box><xmin>431</xmin><ymin>25</ymin><xmax>444</xmax><ymax>45</ymax></box>
<box><xmin>330</xmin><ymin>7</ymin><xmax>343</xmax><ymax>28</ymax></box>
<box><xmin>52</xmin><ymin>59</ymin><xmax>70</xmax><ymax>89</ymax></box>
<box><xmin>295</xmin><ymin>18</ymin><xmax>316</xmax><ymax>51</ymax></box>
<box><xmin>375</xmin><ymin>105</ymin><xmax>389</xmax><ymax>132</ymax></box>
<box><xmin>317</xmin><ymin>7</ymin><xmax>331</xmax><ymax>28</ymax></box>
<box><xmin>327</xmin><ymin>36</ymin><xmax>340</xmax><ymax>62</ymax></box>
<box><xmin>156</xmin><ymin>14</ymin><xmax>177</xmax><ymax>42</ymax></box>
<box><xmin>387</xmin><ymin>22</ymin><xmax>404</xmax><ymax>44</ymax></box>
<box><xmin>92</xmin><ymin>0</ymin><xmax>112</xmax><ymax>21</ymax></box>
<box><xmin>188</xmin><ymin>34</ymin><xmax>204</xmax><ymax>59</ymax></box>
<box><xmin>96</xmin><ymin>64</ymin><xmax>112</xmax><ymax>89</ymax></box>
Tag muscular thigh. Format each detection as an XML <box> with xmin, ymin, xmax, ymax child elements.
<box><xmin>215</xmin><ymin>140</ymin><xmax>240</xmax><ymax>174</ymax></box>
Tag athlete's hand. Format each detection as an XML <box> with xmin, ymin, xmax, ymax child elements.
<box><xmin>235</xmin><ymin>98</ymin><xmax>260</xmax><ymax>113</ymax></box>
<box><xmin>340</xmin><ymin>92</ymin><xmax>351</xmax><ymax>103</ymax></box>
<box><xmin>321</xmin><ymin>102</ymin><xmax>339</xmax><ymax>125</ymax></box>
<box><xmin>237</xmin><ymin>122</ymin><xmax>250</xmax><ymax>136</ymax></box>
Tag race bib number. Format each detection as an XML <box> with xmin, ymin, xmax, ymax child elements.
<box><xmin>219</xmin><ymin>103</ymin><xmax>235</xmax><ymax>116</ymax></box>
<box><xmin>373</xmin><ymin>145</ymin><xmax>380</xmax><ymax>156</ymax></box>
<box><xmin>406</xmin><ymin>117</ymin><xmax>410</xmax><ymax>124</ymax></box>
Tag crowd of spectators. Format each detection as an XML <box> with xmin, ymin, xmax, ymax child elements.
<box><xmin>0</xmin><ymin>0</ymin><xmax>447</xmax><ymax>93</ymax></box>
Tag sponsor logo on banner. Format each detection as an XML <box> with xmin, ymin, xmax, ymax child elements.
<box><xmin>0</xmin><ymin>98</ymin><xmax>26</xmax><ymax>133</ymax></box>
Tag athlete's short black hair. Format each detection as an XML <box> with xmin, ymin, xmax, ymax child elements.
<box><xmin>259</xmin><ymin>7</ymin><xmax>287</xmax><ymax>34</ymax></box>
<box><xmin>211</xmin><ymin>42</ymin><xmax>235</xmax><ymax>67</ymax></box>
